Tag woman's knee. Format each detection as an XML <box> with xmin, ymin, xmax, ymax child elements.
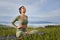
<box><xmin>16</xmin><ymin>31</ymin><xmax>23</xmax><ymax>38</ymax></box>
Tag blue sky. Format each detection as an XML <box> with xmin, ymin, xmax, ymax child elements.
<box><xmin>0</xmin><ymin>0</ymin><xmax>60</xmax><ymax>26</ymax></box>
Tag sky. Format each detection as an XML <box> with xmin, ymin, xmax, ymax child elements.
<box><xmin>0</xmin><ymin>0</ymin><xmax>60</xmax><ymax>26</ymax></box>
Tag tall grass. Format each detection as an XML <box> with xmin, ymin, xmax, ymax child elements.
<box><xmin>0</xmin><ymin>25</ymin><xmax>60</xmax><ymax>40</ymax></box>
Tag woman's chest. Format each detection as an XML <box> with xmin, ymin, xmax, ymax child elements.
<box><xmin>18</xmin><ymin>18</ymin><xmax>27</xmax><ymax>24</ymax></box>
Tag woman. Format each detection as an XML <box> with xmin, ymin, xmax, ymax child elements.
<box><xmin>11</xmin><ymin>6</ymin><xmax>28</xmax><ymax>38</ymax></box>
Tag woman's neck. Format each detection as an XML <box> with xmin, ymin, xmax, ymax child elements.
<box><xmin>20</xmin><ymin>14</ymin><xmax>25</xmax><ymax>16</ymax></box>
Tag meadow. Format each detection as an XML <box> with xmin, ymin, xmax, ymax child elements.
<box><xmin>0</xmin><ymin>24</ymin><xmax>60</xmax><ymax>40</ymax></box>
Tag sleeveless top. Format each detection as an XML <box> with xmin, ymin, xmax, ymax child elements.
<box><xmin>11</xmin><ymin>15</ymin><xmax>28</xmax><ymax>27</ymax></box>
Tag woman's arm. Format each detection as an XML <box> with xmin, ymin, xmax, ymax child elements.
<box><xmin>27</xmin><ymin>16</ymin><xmax>28</xmax><ymax>24</ymax></box>
<box><xmin>11</xmin><ymin>16</ymin><xmax>19</xmax><ymax>28</ymax></box>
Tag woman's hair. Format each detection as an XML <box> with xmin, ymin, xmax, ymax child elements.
<box><xmin>19</xmin><ymin>6</ymin><xmax>26</xmax><ymax>14</ymax></box>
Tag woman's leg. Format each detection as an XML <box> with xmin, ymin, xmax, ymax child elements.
<box><xmin>25</xmin><ymin>30</ymin><xmax>38</xmax><ymax>34</ymax></box>
<box><xmin>16</xmin><ymin>28</ymin><xmax>27</xmax><ymax>39</ymax></box>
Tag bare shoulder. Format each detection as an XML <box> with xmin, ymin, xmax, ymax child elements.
<box><xmin>17</xmin><ymin>15</ymin><xmax>20</xmax><ymax>18</ymax></box>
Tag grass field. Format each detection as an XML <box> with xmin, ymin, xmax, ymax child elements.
<box><xmin>0</xmin><ymin>24</ymin><xmax>60</xmax><ymax>40</ymax></box>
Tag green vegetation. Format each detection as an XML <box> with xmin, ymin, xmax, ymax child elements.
<box><xmin>0</xmin><ymin>24</ymin><xmax>60</xmax><ymax>40</ymax></box>
<box><xmin>0</xmin><ymin>24</ymin><xmax>16</xmax><ymax>36</ymax></box>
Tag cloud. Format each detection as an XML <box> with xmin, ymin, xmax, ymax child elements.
<box><xmin>28</xmin><ymin>9</ymin><xmax>60</xmax><ymax>18</ymax></box>
<box><xmin>40</xmin><ymin>9</ymin><xmax>60</xmax><ymax>18</ymax></box>
<box><xmin>0</xmin><ymin>0</ymin><xmax>60</xmax><ymax>24</ymax></box>
<box><xmin>0</xmin><ymin>0</ymin><xmax>48</xmax><ymax>16</ymax></box>
<box><xmin>28</xmin><ymin>8</ymin><xmax>60</xmax><ymax>23</ymax></box>
<box><xmin>0</xmin><ymin>1</ymin><xmax>19</xmax><ymax>16</ymax></box>
<box><xmin>24</xmin><ymin>0</ymin><xmax>48</xmax><ymax>16</ymax></box>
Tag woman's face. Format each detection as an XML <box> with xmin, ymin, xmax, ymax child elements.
<box><xmin>20</xmin><ymin>7</ymin><xmax>25</xmax><ymax>14</ymax></box>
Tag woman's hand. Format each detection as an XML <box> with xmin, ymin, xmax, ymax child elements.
<box><xmin>17</xmin><ymin>24</ymin><xmax>27</xmax><ymax>28</ymax></box>
<box><xmin>17</xmin><ymin>24</ymin><xmax>22</xmax><ymax>28</ymax></box>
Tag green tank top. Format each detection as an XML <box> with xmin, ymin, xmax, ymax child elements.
<box><xmin>11</xmin><ymin>15</ymin><xmax>28</xmax><ymax>27</ymax></box>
